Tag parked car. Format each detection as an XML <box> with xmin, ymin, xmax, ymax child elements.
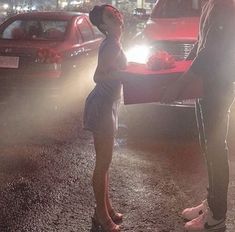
<box><xmin>118</xmin><ymin>0</ymin><xmax>203</xmax><ymax>138</ymax></box>
<box><xmin>126</xmin><ymin>0</ymin><xmax>202</xmax><ymax>63</ymax></box>
<box><xmin>0</xmin><ymin>11</ymin><xmax>103</xmax><ymax>104</ymax></box>
<box><xmin>0</xmin><ymin>13</ymin><xmax>6</xmax><ymax>25</ymax></box>
<box><xmin>124</xmin><ymin>0</ymin><xmax>202</xmax><ymax>107</ymax></box>
<box><xmin>132</xmin><ymin>8</ymin><xmax>150</xmax><ymax>20</ymax></box>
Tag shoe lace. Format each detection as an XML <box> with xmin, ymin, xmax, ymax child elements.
<box><xmin>202</xmin><ymin>211</ymin><xmax>207</xmax><ymax>221</ymax></box>
<box><xmin>194</xmin><ymin>209</ymin><xmax>208</xmax><ymax>224</ymax></box>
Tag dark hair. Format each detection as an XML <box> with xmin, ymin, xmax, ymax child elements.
<box><xmin>89</xmin><ymin>4</ymin><xmax>116</xmax><ymax>34</ymax></box>
<box><xmin>89</xmin><ymin>5</ymin><xmax>105</xmax><ymax>27</ymax></box>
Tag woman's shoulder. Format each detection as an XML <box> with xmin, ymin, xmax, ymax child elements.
<box><xmin>100</xmin><ymin>37</ymin><xmax>120</xmax><ymax>53</ymax></box>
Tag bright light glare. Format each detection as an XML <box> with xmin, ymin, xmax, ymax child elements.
<box><xmin>61</xmin><ymin>2</ymin><xmax>68</xmax><ymax>8</ymax></box>
<box><xmin>16</xmin><ymin>6</ymin><xmax>22</xmax><ymax>11</ymax></box>
<box><xmin>125</xmin><ymin>45</ymin><xmax>150</xmax><ymax>64</ymax></box>
<box><xmin>23</xmin><ymin>6</ymin><xmax>29</xmax><ymax>11</ymax></box>
<box><xmin>3</xmin><ymin>4</ymin><xmax>9</xmax><ymax>10</ymax></box>
<box><xmin>71</xmin><ymin>1</ymin><xmax>81</xmax><ymax>5</ymax></box>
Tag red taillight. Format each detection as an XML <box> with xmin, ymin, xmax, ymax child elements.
<box><xmin>36</xmin><ymin>48</ymin><xmax>62</xmax><ymax>64</ymax></box>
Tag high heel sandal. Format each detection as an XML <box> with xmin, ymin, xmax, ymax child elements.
<box><xmin>109</xmin><ymin>210</ymin><xmax>123</xmax><ymax>224</ymax></box>
<box><xmin>91</xmin><ymin>210</ymin><xmax>121</xmax><ymax>232</ymax></box>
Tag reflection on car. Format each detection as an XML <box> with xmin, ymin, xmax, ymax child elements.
<box><xmin>0</xmin><ymin>11</ymin><xmax>103</xmax><ymax>101</ymax></box>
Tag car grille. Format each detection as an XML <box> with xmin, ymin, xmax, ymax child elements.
<box><xmin>152</xmin><ymin>41</ymin><xmax>195</xmax><ymax>60</ymax></box>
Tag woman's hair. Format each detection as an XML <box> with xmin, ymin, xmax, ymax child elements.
<box><xmin>89</xmin><ymin>4</ymin><xmax>116</xmax><ymax>35</ymax></box>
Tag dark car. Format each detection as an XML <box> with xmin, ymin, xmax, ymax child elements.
<box><xmin>0</xmin><ymin>11</ymin><xmax>103</xmax><ymax>103</ymax></box>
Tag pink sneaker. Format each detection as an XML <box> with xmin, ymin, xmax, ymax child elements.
<box><xmin>182</xmin><ymin>200</ymin><xmax>207</xmax><ymax>221</ymax></box>
<box><xmin>184</xmin><ymin>208</ymin><xmax>226</xmax><ymax>231</ymax></box>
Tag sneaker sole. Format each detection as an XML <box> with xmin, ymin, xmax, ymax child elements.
<box><xmin>184</xmin><ymin>226</ymin><xmax>226</xmax><ymax>232</ymax></box>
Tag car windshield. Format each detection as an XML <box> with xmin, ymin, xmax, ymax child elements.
<box><xmin>0</xmin><ymin>18</ymin><xmax>69</xmax><ymax>40</ymax></box>
<box><xmin>151</xmin><ymin>0</ymin><xmax>202</xmax><ymax>18</ymax></box>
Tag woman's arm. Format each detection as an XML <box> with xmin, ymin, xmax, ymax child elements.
<box><xmin>94</xmin><ymin>42</ymin><xmax>127</xmax><ymax>82</ymax></box>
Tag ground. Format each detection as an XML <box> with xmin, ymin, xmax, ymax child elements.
<box><xmin>0</xmin><ymin>102</ymin><xmax>235</xmax><ymax>232</ymax></box>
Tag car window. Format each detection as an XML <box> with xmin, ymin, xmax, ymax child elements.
<box><xmin>0</xmin><ymin>19</ymin><xmax>68</xmax><ymax>40</ymax></box>
<box><xmin>151</xmin><ymin>0</ymin><xmax>202</xmax><ymax>18</ymax></box>
<box><xmin>75</xmin><ymin>27</ymin><xmax>83</xmax><ymax>44</ymax></box>
<box><xmin>92</xmin><ymin>25</ymin><xmax>104</xmax><ymax>39</ymax></box>
<box><xmin>0</xmin><ymin>20</ymin><xmax>23</xmax><ymax>39</ymax></box>
<box><xmin>77</xmin><ymin>17</ymin><xmax>94</xmax><ymax>42</ymax></box>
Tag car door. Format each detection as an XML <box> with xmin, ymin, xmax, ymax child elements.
<box><xmin>76</xmin><ymin>16</ymin><xmax>103</xmax><ymax>72</ymax></box>
<box><xmin>63</xmin><ymin>16</ymin><xmax>102</xmax><ymax>81</ymax></box>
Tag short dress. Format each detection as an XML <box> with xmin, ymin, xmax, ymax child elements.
<box><xmin>83</xmin><ymin>37</ymin><xmax>127</xmax><ymax>136</ymax></box>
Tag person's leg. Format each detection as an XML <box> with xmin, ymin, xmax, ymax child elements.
<box><xmin>106</xmin><ymin>173</ymin><xmax>123</xmax><ymax>223</ymax></box>
<box><xmin>181</xmin><ymin>100</ymin><xmax>208</xmax><ymax>221</ymax></box>
<box><xmin>92</xmin><ymin>133</ymin><xmax>118</xmax><ymax>229</ymax></box>
<box><xmin>184</xmin><ymin>92</ymin><xmax>234</xmax><ymax>231</ymax></box>
<box><xmin>103</xmin><ymin>100</ymin><xmax>123</xmax><ymax>223</ymax></box>
<box><xmin>195</xmin><ymin>99</ymin><xmax>206</xmax><ymax>153</ymax></box>
<box><xmin>197</xmin><ymin>98</ymin><xmax>213</xmax><ymax>199</ymax></box>
<box><xmin>201</xmin><ymin>92</ymin><xmax>234</xmax><ymax>219</ymax></box>
<box><xmin>106</xmin><ymin>173</ymin><xmax>112</xmax><ymax>212</ymax></box>
<box><xmin>196</xmin><ymin>98</ymin><xmax>215</xmax><ymax>197</ymax></box>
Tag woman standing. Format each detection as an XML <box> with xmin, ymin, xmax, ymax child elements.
<box><xmin>83</xmin><ymin>4</ymin><xmax>127</xmax><ymax>232</ymax></box>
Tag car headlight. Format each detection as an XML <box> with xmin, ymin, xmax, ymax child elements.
<box><xmin>125</xmin><ymin>45</ymin><xmax>151</xmax><ymax>64</ymax></box>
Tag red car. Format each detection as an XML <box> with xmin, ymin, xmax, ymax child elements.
<box><xmin>125</xmin><ymin>0</ymin><xmax>202</xmax><ymax>107</ymax></box>
<box><xmin>126</xmin><ymin>0</ymin><xmax>201</xmax><ymax>63</ymax></box>
<box><xmin>0</xmin><ymin>11</ymin><xmax>103</xmax><ymax>101</ymax></box>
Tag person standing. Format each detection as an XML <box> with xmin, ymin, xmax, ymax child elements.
<box><xmin>83</xmin><ymin>4</ymin><xmax>127</xmax><ymax>232</ymax></box>
<box><xmin>161</xmin><ymin>0</ymin><xmax>235</xmax><ymax>231</ymax></box>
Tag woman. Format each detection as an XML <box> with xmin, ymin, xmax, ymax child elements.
<box><xmin>83</xmin><ymin>4</ymin><xmax>127</xmax><ymax>232</ymax></box>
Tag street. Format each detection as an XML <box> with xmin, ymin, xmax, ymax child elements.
<box><xmin>0</xmin><ymin>96</ymin><xmax>235</xmax><ymax>231</ymax></box>
<box><xmin>0</xmin><ymin>1</ymin><xmax>235</xmax><ymax>232</ymax></box>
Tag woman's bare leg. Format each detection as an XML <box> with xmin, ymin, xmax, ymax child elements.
<box><xmin>106</xmin><ymin>173</ymin><xmax>113</xmax><ymax>212</ymax></box>
<box><xmin>106</xmin><ymin>173</ymin><xmax>123</xmax><ymax>224</ymax></box>
<box><xmin>92</xmin><ymin>133</ymin><xmax>116</xmax><ymax>226</ymax></box>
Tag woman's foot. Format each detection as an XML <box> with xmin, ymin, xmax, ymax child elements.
<box><xmin>109</xmin><ymin>210</ymin><xmax>123</xmax><ymax>224</ymax></box>
<box><xmin>92</xmin><ymin>209</ymin><xmax>121</xmax><ymax>232</ymax></box>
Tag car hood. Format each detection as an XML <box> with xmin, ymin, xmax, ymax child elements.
<box><xmin>143</xmin><ymin>17</ymin><xmax>199</xmax><ymax>42</ymax></box>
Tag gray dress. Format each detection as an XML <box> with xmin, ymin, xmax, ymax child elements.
<box><xmin>83</xmin><ymin>36</ymin><xmax>127</xmax><ymax>136</ymax></box>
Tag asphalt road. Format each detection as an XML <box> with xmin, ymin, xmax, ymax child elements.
<box><xmin>0</xmin><ymin>96</ymin><xmax>235</xmax><ymax>231</ymax></box>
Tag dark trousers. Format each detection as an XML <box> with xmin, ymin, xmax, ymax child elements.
<box><xmin>195</xmin><ymin>84</ymin><xmax>234</xmax><ymax>220</ymax></box>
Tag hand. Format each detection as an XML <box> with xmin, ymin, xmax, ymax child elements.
<box><xmin>160</xmin><ymin>79</ymin><xmax>185</xmax><ymax>104</ymax></box>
